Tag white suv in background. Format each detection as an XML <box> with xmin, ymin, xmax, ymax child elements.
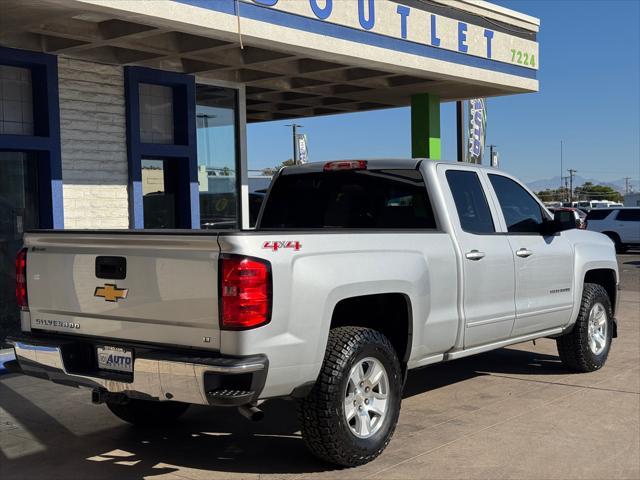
<box><xmin>587</xmin><ymin>208</ymin><xmax>640</xmax><ymax>252</ymax></box>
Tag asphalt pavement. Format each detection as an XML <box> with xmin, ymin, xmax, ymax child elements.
<box><xmin>1</xmin><ymin>254</ymin><xmax>638</xmax><ymax>480</ymax></box>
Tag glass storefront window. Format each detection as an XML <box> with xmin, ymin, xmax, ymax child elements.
<box><xmin>142</xmin><ymin>159</ymin><xmax>177</xmax><ymax>228</ymax></box>
<box><xmin>139</xmin><ymin>83</ymin><xmax>174</xmax><ymax>144</ymax></box>
<box><xmin>0</xmin><ymin>65</ymin><xmax>34</xmax><ymax>135</ymax></box>
<box><xmin>196</xmin><ymin>85</ymin><xmax>238</xmax><ymax>229</ymax></box>
<box><xmin>0</xmin><ymin>152</ymin><xmax>39</xmax><ymax>338</ymax></box>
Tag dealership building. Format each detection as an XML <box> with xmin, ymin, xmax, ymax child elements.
<box><xmin>0</xmin><ymin>0</ymin><xmax>539</xmax><ymax>333</ymax></box>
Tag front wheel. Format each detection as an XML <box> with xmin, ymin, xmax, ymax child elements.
<box><xmin>556</xmin><ymin>283</ymin><xmax>613</xmax><ymax>372</ymax></box>
<box><xmin>106</xmin><ymin>398</ymin><xmax>189</xmax><ymax>426</ymax></box>
<box><xmin>298</xmin><ymin>327</ymin><xmax>403</xmax><ymax>467</ymax></box>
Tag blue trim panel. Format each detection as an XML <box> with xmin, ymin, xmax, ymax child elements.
<box><xmin>0</xmin><ymin>350</ymin><xmax>16</xmax><ymax>375</ymax></box>
<box><xmin>174</xmin><ymin>0</ymin><xmax>537</xmax><ymax>80</ymax></box>
<box><xmin>124</xmin><ymin>66</ymin><xmax>199</xmax><ymax>229</ymax></box>
<box><xmin>0</xmin><ymin>47</ymin><xmax>63</xmax><ymax>229</ymax></box>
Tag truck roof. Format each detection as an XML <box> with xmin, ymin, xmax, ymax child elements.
<box><xmin>280</xmin><ymin>159</ymin><xmax>492</xmax><ymax>175</ymax></box>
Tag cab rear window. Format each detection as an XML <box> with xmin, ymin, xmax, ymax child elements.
<box><xmin>259</xmin><ymin>169</ymin><xmax>436</xmax><ymax>230</ymax></box>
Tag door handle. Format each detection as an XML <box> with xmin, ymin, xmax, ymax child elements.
<box><xmin>465</xmin><ymin>250</ymin><xmax>485</xmax><ymax>261</ymax></box>
<box><xmin>516</xmin><ymin>248</ymin><xmax>533</xmax><ymax>258</ymax></box>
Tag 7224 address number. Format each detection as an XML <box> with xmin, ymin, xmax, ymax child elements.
<box><xmin>511</xmin><ymin>49</ymin><xmax>536</xmax><ymax>67</ymax></box>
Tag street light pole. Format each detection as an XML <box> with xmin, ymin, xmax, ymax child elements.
<box><xmin>568</xmin><ymin>168</ymin><xmax>577</xmax><ymax>204</ymax></box>
<box><xmin>560</xmin><ymin>140</ymin><xmax>563</xmax><ymax>192</ymax></box>
<box><xmin>487</xmin><ymin>144</ymin><xmax>497</xmax><ymax>167</ymax></box>
<box><xmin>285</xmin><ymin>123</ymin><xmax>303</xmax><ymax>164</ymax></box>
<box><xmin>456</xmin><ymin>101</ymin><xmax>464</xmax><ymax>162</ymax></box>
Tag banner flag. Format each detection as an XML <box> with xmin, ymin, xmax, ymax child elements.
<box><xmin>467</xmin><ymin>98</ymin><xmax>486</xmax><ymax>164</ymax></box>
<box><xmin>296</xmin><ymin>133</ymin><xmax>309</xmax><ymax>164</ymax></box>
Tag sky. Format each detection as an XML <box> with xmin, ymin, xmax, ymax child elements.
<box><xmin>246</xmin><ymin>0</ymin><xmax>640</xmax><ymax>184</ymax></box>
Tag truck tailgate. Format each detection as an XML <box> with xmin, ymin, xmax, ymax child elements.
<box><xmin>23</xmin><ymin>232</ymin><xmax>221</xmax><ymax>350</ymax></box>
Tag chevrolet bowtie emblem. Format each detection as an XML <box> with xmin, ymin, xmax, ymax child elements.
<box><xmin>94</xmin><ymin>284</ymin><xmax>128</xmax><ymax>302</ymax></box>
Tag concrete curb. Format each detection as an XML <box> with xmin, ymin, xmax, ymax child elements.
<box><xmin>0</xmin><ymin>348</ymin><xmax>16</xmax><ymax>375</ymax></box>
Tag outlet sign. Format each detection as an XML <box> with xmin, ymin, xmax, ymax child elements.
<box><xmin>249</xmin><ymin>0</ymin><xmax>538</xmax><ymax>70</ymax></box>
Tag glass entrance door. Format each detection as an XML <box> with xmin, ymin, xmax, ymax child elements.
<box><xmin>196</xmin><ymin>85</ymin><xmax>238</xmax><ymax>229</ymax></box>
<box><xmin>0</xmin><ymin>152</ymin><xmax>39</xmax><ymax>339</ymax></box>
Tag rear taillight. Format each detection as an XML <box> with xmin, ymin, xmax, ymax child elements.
<box><xmin>219</xmin><ymin>255</ymin><xmax>271</xmax><ymax>330</ymax></box>
<box><xmin>16</xmin><ymin>248</ymin><xmax>28</xmax><ymax>311</ymax></box>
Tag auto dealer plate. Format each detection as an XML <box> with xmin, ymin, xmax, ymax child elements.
<box><xmin>97</xmin><ymin>345</ymin><xmax>133</xmax><ymax>373</ymax></box>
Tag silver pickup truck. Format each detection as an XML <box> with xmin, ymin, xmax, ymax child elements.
<box><xmin>7</xmin><ymin>160</ymin><xmax>619</xmax><ymax>466</ymax></box>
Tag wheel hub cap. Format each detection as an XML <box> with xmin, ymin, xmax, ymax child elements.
<box><xmin>587</xmin><ymin>302</ymin><xmax>608</xmax><ymax>355</ymax></box>
<box><xmin>343</xmin><ymin>357</ymin><xmax>389</xmax><ymax>439</ymax></box>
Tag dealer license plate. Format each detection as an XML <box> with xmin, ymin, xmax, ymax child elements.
<box><xmin>97</xmin><ymin>345</ymin><xmax>133</xmax><ymax>373</ymax></box>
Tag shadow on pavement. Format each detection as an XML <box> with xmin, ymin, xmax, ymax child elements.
<box><xmin>403</xmin><ymin>346</ymin><xmax>567</xmax><ymax>399</ymax></box>
<box><xmin>1</xmin><ymin>346</ymin><xmax>567</xmax><ymax>479</ymax></box>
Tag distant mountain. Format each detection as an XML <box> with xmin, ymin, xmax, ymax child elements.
<box><xmin>526</xmin><ymin>176</ymin><xmax>638</xmax><ymax>194</ymax></box>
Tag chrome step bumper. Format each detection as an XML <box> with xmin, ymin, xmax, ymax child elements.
<box><xmin>7</xmin><ymin>334</ymin><xmax>268</xmax><ymax>406</ymax></box>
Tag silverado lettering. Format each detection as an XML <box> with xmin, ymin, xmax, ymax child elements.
<box><xmin>34</xmin><ymin>319</ymin><xmax>80</xmax><ymax>330</ymax></box>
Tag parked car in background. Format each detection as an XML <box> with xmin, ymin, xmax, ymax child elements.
<box><xmin>549</xmin><ymin>207</ymin><xmax>587</xmax><ymax>230</ymax></box>
<box><xmin>586</xmin><ymin>207</ymin><xmax>640</xmax><ymax>252</ymax></box>
<box><xmin>567</xmin><ymin>200</ymin><xmax>623</xmax><ymax>209</ymax></box>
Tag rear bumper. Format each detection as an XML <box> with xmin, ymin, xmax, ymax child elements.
<box><xmin>7</xmin><ymin>333</ymin><xmax>268</xmax><ymax>407</ymax></box>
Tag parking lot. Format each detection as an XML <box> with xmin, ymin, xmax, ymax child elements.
<box><xmin>1</xmin><ymin>254</ymin><xmax>638</xmax><ymax>480</ymax></box>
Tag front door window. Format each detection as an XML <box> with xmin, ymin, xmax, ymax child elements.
<box><xmin>488</xmin><ymin>174</ymin><xmax>546</xmax><ymax>233</ymax></box>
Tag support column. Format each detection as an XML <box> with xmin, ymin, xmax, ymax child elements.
<box><xmin>238</xmin><ymin>85</ymin><xmax>250</xmax><ymax>230</ymax></box>
<box><xmin>456</xmin><ymin>100</ymin><xmax>465</xmax><ymax>162</ymax></box>
<box><xmin>411</xmin><ymin>93</ymin><xmax>441</xmax><ymax>159</ymax></box>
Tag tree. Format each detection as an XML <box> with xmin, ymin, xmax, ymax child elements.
<box><xmin>574</xmin><ymin>182</ymin><xmax>623</xmax><ymax>202</ymax></box>
<box><xmin>536</xmin><ymin>187</ymin><xmax>568</xmax><ymax>203</ymax></box>
<box><xmin>261</xmin><ymin>158</ymin><xmax>296</xmax><ymax>176</ymax></box>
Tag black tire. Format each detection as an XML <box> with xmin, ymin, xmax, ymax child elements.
<box><xmin>298</xmin><ymin>327</ymin><xmax>403</xmax><ymax>467</ymax></box>
<box><xmin>106</xmin><ymin>398</ymin><xmax>189</xmax><ymax>426</ymax></box>
<box><xmin>556</xmin><ymin>283</ymin><xmax>613</xmax><ymax>372</ymax></box>
<box><xmin>603</xmin><ymin>232</ymin><xmax>627</xmax><ymax>254</ymax></box>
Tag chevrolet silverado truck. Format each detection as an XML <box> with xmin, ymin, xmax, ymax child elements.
<box><xmin>7</xmin><ymin>160</ymin><xmax>619</xmax><ymax>467</ymax></box>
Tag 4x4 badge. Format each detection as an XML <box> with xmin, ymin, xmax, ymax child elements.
<box><xmin>94</xmin><ymin>284</ymin><xmax>128</xmax><ymax>302</ymax></box>
<box><xmin>262</xmin><ymin>241</ymin><xmax>302</xmax><ymax>252</ymax></box>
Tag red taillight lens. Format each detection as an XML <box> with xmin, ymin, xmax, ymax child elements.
<box><xmin>16</xmin><ymin>248</ymin><xmax>28</xmax><ymax>311</ymax></box>
<box><xmin>323</xmin><ymin>160</ymin><xmax>367</xmax><ymax>171</ymax></box>
<box><xmin>220</xmin><ymin>255</ymin><xmax>271</xmax><ymax>330</ymax></box>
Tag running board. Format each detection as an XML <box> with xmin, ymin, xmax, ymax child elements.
<box><xmin>444</xmin><ymin>327</ymin><xmax>564</xmax><ymax>361</ymax></box>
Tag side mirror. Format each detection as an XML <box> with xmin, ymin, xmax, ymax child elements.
<box><xmin>543</xmin><ymin>210</ymin><xmax>576</xmax><ymax>235</ymax></box>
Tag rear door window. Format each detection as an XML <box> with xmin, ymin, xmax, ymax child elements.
<box><xmin>445</xmin><ymin>170</ymin><xmax>495</xmax><ymax>234</ymax></box>
<box><xmin>616</xmin><ymin>209</ymin><xmax>640</xmax><ymax>221</ymax></box>
<box><xmin>586</xmin><ymin>209</ymin><xmax>614</xmax><ymax>221</ymax></box>
<box><xmin>259</xmin><ymin>169</ymin><xmax>436</xmax><ymax>229</ymax></box>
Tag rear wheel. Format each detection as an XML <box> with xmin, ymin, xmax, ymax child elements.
<box><xmin>106</xmin><ymin>398</ymin><xmax>189</xmax><ymax>426</ymax></box>
<box><xmin>556</xmin><ymin>283</ymin><xmax>613</xmax><ymax>372</ymax></box>
<box><xmin>603</xmin><ymin>232</ymin><xmax>627</xmax><ymax>254</ymax></box>
<box><xmin>298</xmin><ymin>327</ymin><xmax>402</xmax><ymax>467</ymax></box>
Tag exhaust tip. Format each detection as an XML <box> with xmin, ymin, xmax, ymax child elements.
<box><xmin>238</xmin><ymin>404</ymin><xmax>264</xmax><ymax>422</ymax></box>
